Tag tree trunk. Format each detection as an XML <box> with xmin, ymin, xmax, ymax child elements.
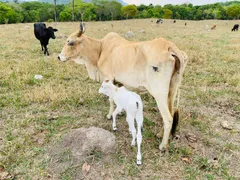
<box><xmin>80</xmin><ymin>12</ymin><xmax>84</xmax><ymax>22</ymax></box>
<box><xmin>54</xmin><ymin>0</ymin><xmax>57</xmax><ymax>22</ymax></box>
<box><xmin>72</xmin><ymin>0</ymin><xmax>74</xmax><ymax>21</ymax></box>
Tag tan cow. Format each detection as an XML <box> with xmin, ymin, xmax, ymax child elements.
<box><xmin>211</xmin><ymin>24</ymin><xmax>216</xmax><ymax>30</ymax></box>
<box><xmin>58</xmin><ymin>23</ymin><xmax>188</xmax><ymax>151</ymax></box>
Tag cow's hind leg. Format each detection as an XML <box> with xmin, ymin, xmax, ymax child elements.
<box><xmin>154</xmin><ymin>94</ymin><xmax>173</xmax><ymax>151</ymax></box>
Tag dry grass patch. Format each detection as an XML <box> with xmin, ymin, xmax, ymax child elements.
<box><xmin>0</xmin><ymin>19</ymin><xmax>239</xmax><ymax>179</ymax></box>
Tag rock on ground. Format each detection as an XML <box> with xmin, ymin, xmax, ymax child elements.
<box><xmin>47</xmin><ymin>127</ymin><xmax>116</xmax><ymax>176</ymax></box>
<box><xmin>125</xmin><ymin>31</ymin><xmax>135</xmax><ymax>38</ymax></box>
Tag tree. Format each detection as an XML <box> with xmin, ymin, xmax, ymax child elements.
<box><xmin>152</xmin><ymin>5</ymin><xmax>162</xmax><ymax>18</ymax></box>
<box><xmin>163</xmin><ymin>8</ymin><xmax>172</xmax><ymax>19</ymax></box>
<box><xmin>104</xmin><ymin>1</ymin><xmax>122</xmax><ymax>20</ymax></box>
<box><xmin>121</xmin><ymin>5</ymin><xmax>137</xmax><ymax>19</ymax></box>
<box><xmin>95</xmin><ymin>4</ymin><xmax>104</xmax><ymax>21</ymax></box>
<box><xmin>226</xmin><ymin>4</ymin><xmax>240</xmax><ymax>19</ymax></box>
<box><xmin>60</xmin><ymin>11</ymin><xmax>71</xmax><ymax>21</ymax></box>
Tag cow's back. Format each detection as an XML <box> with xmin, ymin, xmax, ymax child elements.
<box><xmin>34</xmin><ymin>23</ymin><xmax>46</xmax><ymax>40</ymax></box>
<box><xmin>99</xmin><ymin>34</ymin><xmax>180</xmax><ymax>88</ymax></box>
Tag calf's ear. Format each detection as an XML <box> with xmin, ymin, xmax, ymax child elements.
<box><xmin>53</xmin><ymin>29</ymin><xmax>58</xmax><ymax>32</ymax></box>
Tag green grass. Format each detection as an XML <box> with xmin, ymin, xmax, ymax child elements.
<box><xmin>0</xmin><ymin>19</ymin><xmax>240</xmax><ymax>179</ymax></box>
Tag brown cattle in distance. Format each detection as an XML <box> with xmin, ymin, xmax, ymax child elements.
<box><xmin>211</xmin><ymin>24</ymin><xmax>216</xmax><ymax>30</ymax></box>
<box><xmin>58</xmin><ymin>22</ymin><xmax>188</xmax><ymax>151</ymax></box>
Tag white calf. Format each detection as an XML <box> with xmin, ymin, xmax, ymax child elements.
<box><xmin>99</xmin><ymin>80</ymin><xmax>143</xmax><ymax>165</ymax></box>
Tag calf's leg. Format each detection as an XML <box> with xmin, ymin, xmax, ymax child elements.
<box><xmin>136</xmin><ymin>111</ymin><xmax>143</xmax><ymax>165</ymax></box>
<box><xmin>127</xmin><ymin>114</ymin><xmax>136</xmax><ymax>146</ymax></box>
<box><xmin>112</xmin><ymin>108</ymin><xmax>121</xmax><ymax>131</ymax></box>
<box><xmin>107</xmin><ymin>98</ymin><xmax>114</xmax><ymax>120</ymax></box>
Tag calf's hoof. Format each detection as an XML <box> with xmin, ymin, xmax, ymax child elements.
<box><xmin>107</xmin><ymin>114</ymin><xmax>112</xmax><ymax>120</ymax></box>
<box><xmin>113</xmin><ymin>127</ymin><xmax>117</xmax><ymax>131</ymax></box>
<box><xmin>137</xmin><ymin>160</ymin><xmax>142</xmax><ymax>165</ymax></box>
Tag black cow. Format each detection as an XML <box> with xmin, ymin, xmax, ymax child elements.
<box><xmin>156</xmin><ymin>19</ymin><xmax>163</xmax><ymax>24</ymax></box>
<box><xmin>173</xmin><ymin>20</ymin><xmax>176</xmax><ymax>23</ymax></box>
<box><xmin>232</xmin><ymin>24</ymin><xmax>239</xmax><ymax>31</ymax></box>
<box><xmin>34</xmin><ymin>22</ymin><xmax>58</xmax><ymax>55</ymax></box>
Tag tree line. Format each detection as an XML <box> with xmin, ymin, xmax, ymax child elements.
<box><xmin>0</xmin><ymin>0</ymin><xmax>239</xmax><ymax>24</ymax></box>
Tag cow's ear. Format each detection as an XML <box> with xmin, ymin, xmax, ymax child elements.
<box><xmin>53</xmin><ymin>29</ymin><xmax>58</xmax><ymax>32</ymax></box>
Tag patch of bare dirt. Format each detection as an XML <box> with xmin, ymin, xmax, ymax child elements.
<box><xmin>47</xmin><ymin>127</ymin><xmax>116</xmax><ymax>178</ymax></box>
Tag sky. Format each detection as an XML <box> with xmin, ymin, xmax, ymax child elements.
<box><xmin>123</xmin><ymin>0</ymin><xmax>230</xmax><ymax>6</ymax></box>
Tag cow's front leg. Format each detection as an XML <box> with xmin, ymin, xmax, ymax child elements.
<box><xmin>107</xmin><ymin>98</ymin><xmax>114</xmax><ymax>120</ymax></box>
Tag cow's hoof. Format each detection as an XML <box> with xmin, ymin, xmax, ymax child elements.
<box><xmin>113</xmin><ymin>127</ymin><xmax>117</xmax><ymax>131</ymax></box>
<box><xmin>159</xmin><ymin>144</ymin><xmax>169</xmax><ymax>155</ymax></box>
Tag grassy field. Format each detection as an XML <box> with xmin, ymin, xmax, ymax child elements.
<box><xmin>0</xmin><ymin>19</ymin><xmax>239</xmax><ymax>179</ymax></box>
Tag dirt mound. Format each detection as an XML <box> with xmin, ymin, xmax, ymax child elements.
<box><xmin>47</xmin><ymin>127</ymin><xmax>116</xmax><ymax>176</ymax></box>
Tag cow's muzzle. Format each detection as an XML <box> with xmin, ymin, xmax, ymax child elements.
<box><xmin>58</xmin><ymin>54</ymin><xmax>67</xmax><ymax>62</ymax></box>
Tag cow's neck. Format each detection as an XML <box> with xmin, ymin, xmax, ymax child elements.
<box><xmin>85</xmin><ymin>36</ymin><xmax>102</xmax><ymax>66</ymax></box>
<box><xmin>84</xmin><ymin>36</ymin><xmax>103</xmax><ymax>81</ymax></box>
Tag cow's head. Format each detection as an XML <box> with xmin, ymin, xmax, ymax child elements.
<box><xmin>46</xmin><ymin>26</ymin><xmax>58</xmax><ymax>39</ymax></box>
<box><xmin>58</xmin><ymin>22</ymin><xmax>87</xmax><ymax>64</ymax></box>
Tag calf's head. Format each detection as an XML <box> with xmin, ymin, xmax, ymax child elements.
<box><xmin>46</xmin><ymin>26</ymin><xmax>58</xmax><ymax>39</ymax></box>
<box><xmin>99</xmin><ymin>80</ymin><xmax>114</xmax><ymax>97</ymax></box>
<box><xmin>58</xmin><ymin>23</ymin><xmax>88</xmax><ymax>64</ymax></box>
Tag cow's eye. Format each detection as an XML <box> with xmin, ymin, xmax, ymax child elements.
<box><xmin>67</xmin><ymin>40</ymin><xmax>74</xmax><ymax>46</ymax></box>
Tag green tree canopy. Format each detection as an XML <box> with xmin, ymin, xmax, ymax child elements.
<box><xmin>121</xmin><ymin>4</ymin><xmax>137</xmax><ymax>19</ymax></box>
<box><xmin>163</xmin><ymin>8</ymin><xmax>173</xmax><ymax>19</ymax></box>
<box><xmin>226</xmin><ymin>4</ymin><xmax>240</xmax><ymax>19</ymax></box>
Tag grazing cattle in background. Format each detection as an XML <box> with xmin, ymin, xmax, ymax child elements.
<box><xmin>58</xmin><ymin>23</ymin><xmax>188</xmax><ymax>151</ymax></box>
<box><xmin>173</xmin><ymin>20</ymin><xmax>176</xmax><ymax>23</ymax></box>
<box><xmin>211</xmin><ymin>24</ymin><xmax>216</xmax><ymax>30</ymax></box>
<box><xmin>185</xmin><ymin>22</ymin><xmax>187</xmax><ymax>26</ymax></box>
<box><xmin>156</xmin><ymin>19</ymin><xmax>163</xmax><ymax>24</ymax></box>
<box><xmin>34</xmin><ymin>22</ymin><xmax>58</xmax><ymax>55</ymax></box>
<box><xmin>232</xmin><ymin>24</ymin><xmax>239</xmax><ymax>31</ymax></box>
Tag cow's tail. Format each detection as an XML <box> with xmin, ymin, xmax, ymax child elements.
<box><xmin>168</xmin><ymin>44</ymin><xmax>188</xmax><ymax>136</ymax></box>
<box><xmin>171</xmin><ymin>109</ymin><xmax>179</xmax><ymax>136</ymax></box>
